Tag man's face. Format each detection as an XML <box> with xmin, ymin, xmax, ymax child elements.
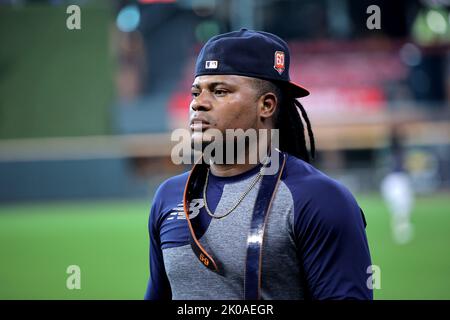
<box><xmin>189</xmin><ymin>75</ymin><xmax>260</xmax><ymax>147</ymax></box>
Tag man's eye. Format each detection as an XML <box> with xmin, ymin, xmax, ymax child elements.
<box><xmin>214</xmin><ymin>89</ymin><xmax>227</xmax><ymax>96</ymax></box>
<box><xmin>191</xmin><ymin>91</ymin><xmax>200</xmax><ymax>97</ymax></box>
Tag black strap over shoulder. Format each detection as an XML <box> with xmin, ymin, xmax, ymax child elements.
<box><xmin>183</xmin><ymin>159</ymin><xmax>221</xmax><ymax>274</ymax></box>
<box><xmin>244</xmin><ymin>151</ymin><xmax>286</xmax><ymax>300</ymax></box>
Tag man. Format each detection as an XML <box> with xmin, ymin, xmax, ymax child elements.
<box><xmin>381</xmin><ymin>126</ymin><xmax>414</xmax><ymax>244</ymax></box>
<box><xmin>145</xmin><ymin>29</ymin><xmax>372</xmax><ymax>300</ymax></box>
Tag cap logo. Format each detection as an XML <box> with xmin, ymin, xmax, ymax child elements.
<box><xmin>205</xmin><ymin>60</ymin><xmax>218</xmax><ymax>69</ymax></box>
<box><xmin>274</xmin><ymin>51</ymin><xmax>285</xmax><ymax>75</ymax></box>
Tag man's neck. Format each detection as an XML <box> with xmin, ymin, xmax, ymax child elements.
<box><xmin>208</xmin><ymin>145</ymin><xmax>267</xmax><ymax>177</ymax></box>
<box><xmin>206</xmin><ymin>130</ymin><xmax>273</xmax><ymax>177</ymax></box>
<box><xmin>208</xmin><ymin>162</ymin><xmax>259</xmax><ymax>177</ymax></box>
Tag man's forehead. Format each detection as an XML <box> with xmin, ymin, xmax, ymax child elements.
<box><xmin>192</xmin><ymin>74</ymin><xmax>255</xmax><ymax>87</ymax></box>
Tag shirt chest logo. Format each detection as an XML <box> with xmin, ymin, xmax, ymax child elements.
<box><xmin>167</xmin><ymin>199</ymin><xmax>204</xmax><ymax>221</ymax></box>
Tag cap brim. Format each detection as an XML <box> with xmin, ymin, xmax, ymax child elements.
<box><xmin>288</xmin><ymin>80</ymin><xmax>310</xmax><ymax>98</ymax></box>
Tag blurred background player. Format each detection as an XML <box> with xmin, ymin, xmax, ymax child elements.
<box><xmin>380</xmin><ymin>126</ymin><xmax>415</xmax><ymax>244</ymax></box>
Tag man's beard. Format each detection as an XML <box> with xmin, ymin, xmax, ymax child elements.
<box><xmin>190</xmin><ymin>136</ymin><xmax>254</xmax><ymax>165</ymax></box>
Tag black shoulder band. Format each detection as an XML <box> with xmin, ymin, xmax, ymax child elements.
<box><xmin>244</xmin><ymin>151</ymin><xmax>286</xmax><ymax>300</ymax></box>
<box><xmin>183</xmin><ymin>159</ymin><xmax>221</xmax><ymax>273</ymax></box>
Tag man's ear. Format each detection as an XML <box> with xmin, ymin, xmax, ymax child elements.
<box><xmin>259</xmin><ymin>92</ymin><xmax>278</xmax><ymax>120</ymax></box>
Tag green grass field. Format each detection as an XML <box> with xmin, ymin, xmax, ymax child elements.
<box><xmin>0</xmin><ymin>193</ymin><xmax>449</xmax><ymax>300</ymax></box>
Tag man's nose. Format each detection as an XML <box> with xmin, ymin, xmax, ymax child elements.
<box><xmin>190</xmin><ymin>91</ymin><xmax>212</xmax><ymax>112</ymax></box>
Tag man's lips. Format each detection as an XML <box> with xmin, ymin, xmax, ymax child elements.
<box><xmin>190</xmin><ymin>119</ymin><xmax>211</xmax><ymax>131</ymax></box>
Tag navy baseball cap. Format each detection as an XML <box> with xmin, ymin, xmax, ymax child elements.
<box><xmin>195</xmin><ymin>28</ymin><xmax>309</xmax><ymax>98</ymax></box>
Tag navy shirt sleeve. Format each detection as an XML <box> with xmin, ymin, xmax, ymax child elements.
<box><xmin>144</xmin><ymin>183</ymin><xmax>172</xmax><ymax>300</ymax></box>
<box><xmin>292</xmin><ymin>175</ymin><xmax>373</xmax><ymax>300</ymax></box>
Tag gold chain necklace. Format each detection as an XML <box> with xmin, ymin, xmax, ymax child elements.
<box><xmin>203</xmin><ymin>165</ymin><xmax>266</xmax><ymax>219</ymax></box>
